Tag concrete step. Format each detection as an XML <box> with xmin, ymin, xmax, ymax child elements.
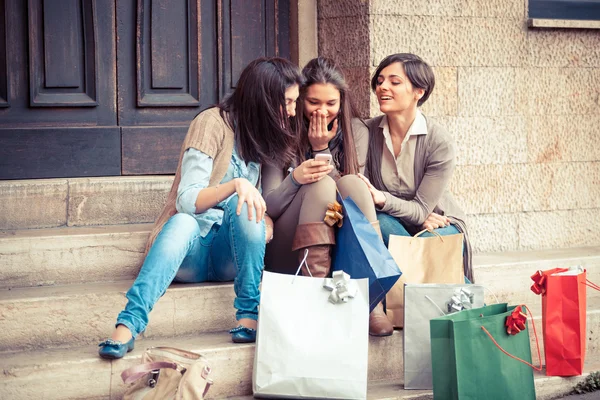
<box><xmin>2</xmin><ymin>220</ymin><xmax>600</xmax><ymax>291</ymax></box>
<box><xmin>0</xmin><ymin>331</ymin><xmax>404</xmax><ymax>399</ymax></box>
<box><xmin>1</xmin><ymin>331</ymin><xmax>597</xmax><ymax>400</ymax></box>
<box><xmin>0</xmin><ymin>176</ymin><xmax>172</xmax><ymax>230</ymax></box>
<box><xmin>0</xmin><ymin>224</ymin><xmax>151</xmax><ymax>289</ymax></box>
<box><xmin>474</xmin><ymin>246</ymin><xmax>600</xmax><ymax>306</ymax></box>
<box><xmin>0</xmin><ymin>281</ymin><xmax>236</xmax><ymax>352</ymax></box>
<box><xmin>1</xmin><ymin>265</ymin><xmax>599</xmax><ymax>353</ymax></box>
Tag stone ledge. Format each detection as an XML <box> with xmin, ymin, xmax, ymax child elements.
<box><xmin>528</xmin><ymin>18</ymin><xmax>600</xmax><ymax>30</ymax></box>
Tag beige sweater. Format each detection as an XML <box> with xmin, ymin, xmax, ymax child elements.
<box><xmin>145</xmin><ymin>107</ymin><xmax>234</xmax><ymax>253</ymax></box>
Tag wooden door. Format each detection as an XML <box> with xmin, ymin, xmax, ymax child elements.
<box><xmin>0</xmin><ymin>0</ymin><xmax>290</xmax><ymax>179</ymax></box>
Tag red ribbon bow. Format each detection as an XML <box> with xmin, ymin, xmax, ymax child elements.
<box><xmin>505</xmin><ymin>306</ymin><xmax>527</xmax><ymax>335</ymax></box>
<box><xmin>530</xmin><ymin>270</ymin><xmax>547</xmax><ymax>295</ymax></box>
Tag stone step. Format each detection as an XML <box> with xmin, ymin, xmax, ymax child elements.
<box><xmin>0</xmin><ymin>176</ymin><xmax>172</xmax><ymax>230</ymax></box>
<box><xmin>0</xmin><ymin>331</ymin><xmax>597</xmax><ymax>400</ymax></box>
<box><xmin>0</xmin><ymin>224</ymin><xmax>151</xmax><ymax>289</ymax></box>
<box><xmin>1</xmin><ymin>262</ymin><xmax>599</xmax><ymax>353</ymax></box>
<box><xmin>2</xmin><ymin>221</ymin><xmax>600</xmax><ymax>291</ymax></box>
<box><xmin>0</xmin><ymin>281</ymin><xmax>236</xmax><ymax>352</ymax></box>
<box><xmin>1</xmin><ymin>242</ymin><xmax>599</xmax><ymax>351</ymax></box>
<box><xmin>0</xmin><ymin>331</ymin><xmax>403</xmax><ymax>399</ymax></box>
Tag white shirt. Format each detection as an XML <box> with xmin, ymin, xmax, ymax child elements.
<box><xmin>380</xmin><ymin>110</ymin><xmax>428</xmax><ymax>194</ymax></box>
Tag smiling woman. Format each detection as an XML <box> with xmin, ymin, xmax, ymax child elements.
<box><xmin>261</xmin><ymin>57</ymin><xmax>396</xmax><ymax>337</ymax></box>
<box><xmin>360</xmin><ymin>53</ymin><xmax>473</xmax><ymax>284</ymax></box>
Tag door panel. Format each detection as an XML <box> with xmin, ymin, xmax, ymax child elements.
<box><xmin>0</xmin><ymin>127</ymin><xmax>120</xmax><ymax>179</ymax></box>
<box><xmin>0</xmin><ymin>0</ymin><xmax>9</xmax><ymax>108</ymax></box>
<box><xmin>0</xmin><ymin>0</ymin><xmax>116</xmax><ymax>126</ymax></box>
<box><xmin>29</xmin><ymin>0</ymin><xmax>98</xmax><ymax>107</ymax></box>
<box><xmin>0</xmin><ymin>0</ymin><xmax>118</xmax><ymax>179</ymax></box>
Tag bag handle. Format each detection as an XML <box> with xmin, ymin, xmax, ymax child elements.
<box><xmin>584</xmin><ymin>279</ymin><xmax>600</xmax><ymax>291</ymax></box>
<box><xmin>480</xmin><ymin>304</ymin><xmax>543</xmax><ymax>372</ymax></box>
<box><xmin>414</xmin><ymin>228</ymin><xmax>444</xmax><ymax>241</ymax></box>
<box><xmin>121</xmin><ymin>361</ymin><xmax>179</xmax><ymax>384</ymax></box>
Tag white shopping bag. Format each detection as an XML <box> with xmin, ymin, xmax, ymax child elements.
<box><xmin>253</xmin><ymin>253</ymin><xmax>369</xmax><ymax>399</ymax></box>
<box><xmin>403</xmin><ymin>283</ymin><xmax>485</xmax><ymax>390</ymax></box>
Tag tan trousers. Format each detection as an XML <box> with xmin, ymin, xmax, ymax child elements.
<box><xmin>265</xmin><ymin>174</ymin><xmax>376</xmax><ymax>274</ymax></box>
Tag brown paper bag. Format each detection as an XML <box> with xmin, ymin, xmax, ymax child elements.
<box><xmin>385</xmin><ymin>230</ymin><xmax>464</xmax><ymax>327</ymax></box>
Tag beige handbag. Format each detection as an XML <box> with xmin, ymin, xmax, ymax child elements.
<box><xmin>121</xmin><ymin>347</ymin><xmax>213</xmax><ymax>400</ymax></box>
<box><xmin>385</xmin><ymin>230</ymin><xmax>464</xmax><ymax>327</ymax></box>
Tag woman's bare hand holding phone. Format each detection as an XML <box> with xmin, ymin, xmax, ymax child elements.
<box><xmin>292</xmin><ymin>159</ymin><xmax>334</xmax><ymax>185</ymax></box>
<box><xmin>308</xmin><ymin>110</ymin><xmax>338</xmax><ymax>151</ymax></box>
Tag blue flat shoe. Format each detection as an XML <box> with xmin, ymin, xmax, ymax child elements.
<box><xmin>229</xmin><ymin>325</ymin><xmax>256</xmax><ymax>343</ymax></box>
<box><xmin>98</xmin><ymin>337</ymin><xmax>135</xmax><ymax>359</ymax></box>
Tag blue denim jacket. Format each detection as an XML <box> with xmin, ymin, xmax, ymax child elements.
<box><xmin>176</xmin><ymin>146</ymin><xmax>261</xmax><ymax>237</ymax></box>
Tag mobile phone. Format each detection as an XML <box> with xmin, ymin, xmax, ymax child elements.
<box><xmin>314</xmin><ymin>153</ymin><xmax>332</xmax><ymax>165</ymax></box>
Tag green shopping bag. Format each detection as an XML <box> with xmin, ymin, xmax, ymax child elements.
<box><xmin>430</xmin><ymin>303</ymin><xmax>541</xmax><ymax>400</ymax></box>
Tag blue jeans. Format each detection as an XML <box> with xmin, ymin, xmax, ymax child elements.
<box><xmin>117</xmin><ymin>195</ymin><xmax>266</xmax><ymax>338</ymax></box>
<box><xmin>377</xmin><ymin>212</ymin><xmax>460</xmax><ymax>246</ymax></box>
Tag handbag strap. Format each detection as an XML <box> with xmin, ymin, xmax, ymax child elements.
<box><xmin>121</xmin><ymin>361</ymin><xmax>179</xmax><ymax>384</ymax></box>
<box><xmin>480</xmin><ymin>304</ymin><xmax>543</xmax><ymax>372</ymax></box>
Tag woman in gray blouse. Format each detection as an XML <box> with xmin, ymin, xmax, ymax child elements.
<box><xmin>358</xmin><ymin>53</ymin><xmax>473</xmax><ymax>283</ymax></box>
<box><xmin>262</xmin><ymin>57</ymin><xmax>395</xmax><ymax>336</ymax></box>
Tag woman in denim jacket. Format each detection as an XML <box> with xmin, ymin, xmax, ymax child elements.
<box><xmin>98</xmin><ymin>58</ymin><xmax>302</xmax><ymax>358</ymax></box>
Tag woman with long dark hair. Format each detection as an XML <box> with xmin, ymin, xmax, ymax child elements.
<box><xmin>358</xmin><ymin>53</ymin><xmax>473</xmax><ymax>283</ymax></box>
<box><xmin>262</xmin><ymin>57</ymin><xmax>394</xmax><ymax>337</ymax></box>
<box><xmin>98</xmin><ymin>57</ymin><xmax>302</xmax><ymax>358</ymax></box>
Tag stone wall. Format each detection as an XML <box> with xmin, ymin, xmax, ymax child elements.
<box><xmin>317</xmin><ymin>0</ymin><xmax>600</xmax><ymax>253</ymax></box>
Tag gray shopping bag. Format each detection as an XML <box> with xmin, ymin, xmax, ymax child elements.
<box><xmin>403</xmin><ymin>283</ymin><xmax>485</xmax><ymax>389</ymax></box>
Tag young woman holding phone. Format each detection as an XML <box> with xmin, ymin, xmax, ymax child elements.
<box><xmin>262</xmin><ymin>57</ymin><xmax>394</xmax><ymax>336</ymax></box>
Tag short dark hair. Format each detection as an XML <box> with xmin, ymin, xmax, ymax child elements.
<box><xmin>296</xmin><ymin>57</ymin><xmax>361</xmax><ymax>175</ymax></box>
<box><xmin>370</xmin><ymin>53</ymin><xmax>435</xmax><ymax>107</ymax></box>
<box><xmin>219</xmin><ymin>57</ymin><xmax>303</xmax><ymax>167</ymax></box>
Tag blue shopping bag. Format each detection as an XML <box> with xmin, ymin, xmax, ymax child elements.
<box><xmin>333</xmin><ymin>195</ymin><xmax>402</xmax><ymax>312</ymax></box>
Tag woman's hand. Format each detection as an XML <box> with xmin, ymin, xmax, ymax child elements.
<box><xmin>234</xmin><ymin>178</ymin><xmax>266</xmax><ymax>222</ymax></box>
<box><xmin>357</xmin><ymin>173</ymin><xmax>386</xmax><ymax>207</ymax></box>
<box><xmin>292</xmin><ymin>159</ymin><xmax>334</xmax><ymax>185</ymax></box>
<box><xmin>421</xmin><ymin>212</ymin><xmax>450</xmax><ymax>231</ymax></box>
<box><xmin>308</xmin><ymin>110</ymin><xmax>338</xmax><ymax>151</ymax></box>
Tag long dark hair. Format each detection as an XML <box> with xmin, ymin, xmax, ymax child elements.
<box><xmin>219</xmin><ymin>57</ymin><xmax>302</xmax><ymax>167</ymax></box>
<box><xmin>365</xmin><ymin>53</ymin><xmax>435</xmax><ymax>190</ymax></box>
<box><xmin>296</xmin><ymin>57</ymin><xmax>360</xmax><ymax>175</ymax></box>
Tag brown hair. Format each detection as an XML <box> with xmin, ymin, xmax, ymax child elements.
<box><xmin>366</xmin><ymin>53</ymin><xmax>435</xmax><ymax>190</ymax></box>
<box><xmin>295</xmin><ymin>57</ymin><xmax>361</xmax><ymax>175</ymax></box>
<box><xmin>219</xmin><ymin>57</ymin><xmax>303</xmax><ymax>168</ymax></box>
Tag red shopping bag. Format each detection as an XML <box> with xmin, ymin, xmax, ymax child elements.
<box><xmin>530</xmin><ymin>267</ymin><xmax>598</xmax><ymax>376</ymax></box>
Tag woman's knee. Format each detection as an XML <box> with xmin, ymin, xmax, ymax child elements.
<box><xmin>159</xmin><ymin>213</ymin><xmax>200</xmax><ymax>243</ymax></box>
<box><xmin>337</xmin><ymin>175</ymin><xmax>376</xmax><ymax>221</ymax></box>
<box><xmin>299</xmin><ymin>175</ymin><xmax>336</xmax><ymax>200</ymax></box>
<box><xmin>297</xmin><ymin>175</ymin><xmax>337</xmax><ymax>222</ymax></box>
<box><xmin>224</xmin><ymin>195</ymin><xmax>266</xmax><ymax>243</ymax></box>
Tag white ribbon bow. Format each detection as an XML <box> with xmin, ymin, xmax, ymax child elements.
<box><xmin>323</xmin><ymin>271</ymin><xmax>357</xmax><ymax>304</ymax></box>
<box><xmin>447</xmin><ymin>287</ymin><xmax>475</xmax><ymax>313</ymax></box>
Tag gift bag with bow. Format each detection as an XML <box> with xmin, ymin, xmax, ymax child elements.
<box><xmin>430</xmin><ymin>303</ymin><xmax>541</xmax><ymax>400</ymax></box>
<box><xmin>403</xmin><ymin>283</ymin><xmax>485</xmax><ymax>389</ymax></box>
<box><xmin>253</xmin><ymin>251</ymin><xmax>369</xmax><ymax>399</ymax></box>
<box><xmin>530</xmin><ymin>266</ymin><xmax>599</xmax><ymax>376</ymax></box>
<box><xmin>332</xmin><ymin>195</ymin><xmax>401</xmax><ymax>312</ymax></box>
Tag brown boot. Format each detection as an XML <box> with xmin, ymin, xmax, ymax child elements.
<box><xmin>291</xmin><ymin>222</ymin><xmax>335</xmax><ymax>278</ymax></box>
<box><xmin>369</xmin><ymin>302</ymin><xmax>393</xmax><ymax>336</ymax></box>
